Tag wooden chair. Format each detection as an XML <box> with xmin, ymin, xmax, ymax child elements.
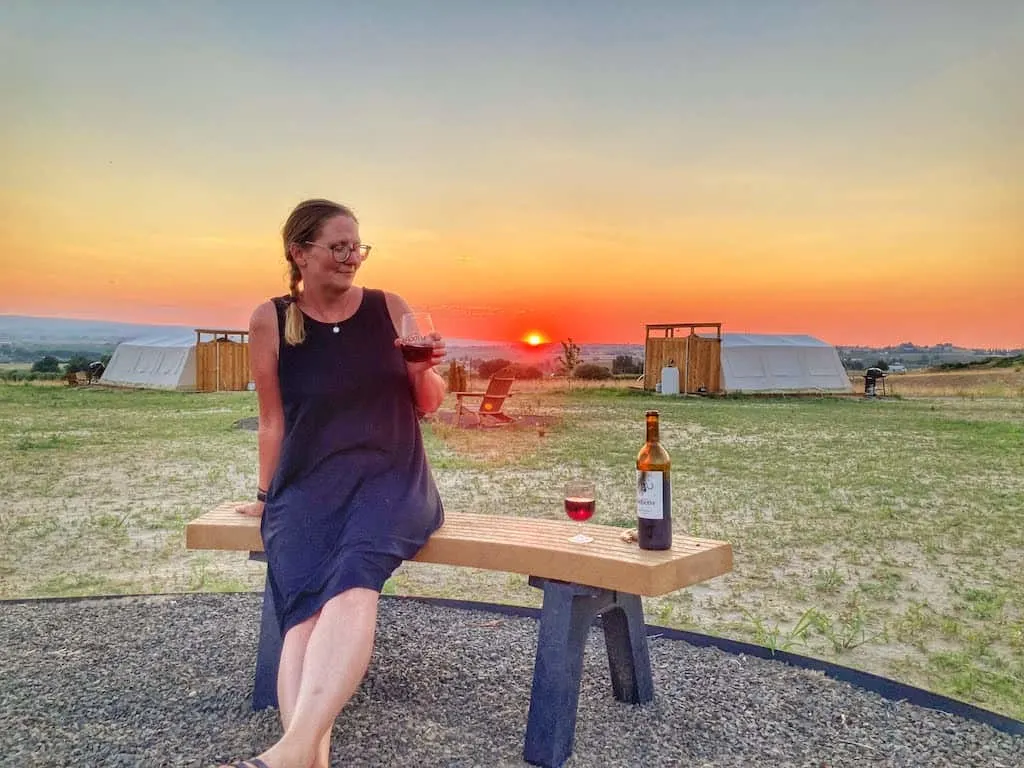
<box><xmin>453</xmin><ymin>370</ymin><xmax>516</xmax><ymax>426</ymax></box>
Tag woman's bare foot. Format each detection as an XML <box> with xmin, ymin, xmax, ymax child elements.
<box><xmin>219</xmin><ymin>742</ymin><xmax>315</xmax><ymax>768</ymax></box>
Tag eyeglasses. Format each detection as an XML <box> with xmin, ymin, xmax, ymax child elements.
<box><xmin>303</xmin><ymin>240</ymin><xmax>372</xmax><ymax>264</ymax></box>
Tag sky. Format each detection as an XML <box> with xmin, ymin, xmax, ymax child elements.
<box><xmin>1</xmin><ymin>1</ymin><xmax>1021</xmax><ymax>348</ymax></box>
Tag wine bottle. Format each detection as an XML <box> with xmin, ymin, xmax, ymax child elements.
<box><xmin>636</xmin><ymin>409</ymin><xmax>672</xmax><ymax>550</ymax></box>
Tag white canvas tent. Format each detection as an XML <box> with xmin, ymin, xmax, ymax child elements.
<box><xmin>100</xmin><ymin>332</ymin><xmax>197</xmax><ymax>391</ymax></box>
<box><xmin>720</xmin><ymin>333</ymin><xmax>852</xmax><ymax>393</ymax></box>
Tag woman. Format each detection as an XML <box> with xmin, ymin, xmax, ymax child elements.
<box><xmin>224</xmin><ymin>199</ymin><xmax>446</xmax><ymax>768</ymax></box>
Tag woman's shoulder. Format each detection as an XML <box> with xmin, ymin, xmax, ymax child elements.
<box><xmin>376</xmin><ymin>289</ymin><xmax>412</xmax><ymax>316</ymax></box>
<box><xmin>250</xmin><ymin>298</ymin><xmax>286</xmax><ymax>328</ymax></box>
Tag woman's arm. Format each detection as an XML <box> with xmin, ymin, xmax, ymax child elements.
<box><xmin>385</xmin><ymin>291</ymin><xmax>447</xmax><ymax>416</ymax></box>
<box><xmin>236</xmin><ymin>301</ymin><xmax>285</xmax><ymax>516</ymax></box>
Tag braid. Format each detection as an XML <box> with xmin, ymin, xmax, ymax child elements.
<box><xmin>280</xmin><ymin>198</ymin><xmax>356</xmax><ymax>346</ymax></box>
<box><xmin>284</xmin><ymin>261</ymin><xmax>305</xmax><ymax>346</ymax></box>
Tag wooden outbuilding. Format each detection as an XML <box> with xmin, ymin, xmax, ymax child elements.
<box><xmin>195</xmin><ymin>329</ymin><xmax>250</xmax><ymax>392</ymax></box>
<box><xmin>643</xmin><ymin>322</ymin><xmax>723</xmax><ymax>394</ymax></box>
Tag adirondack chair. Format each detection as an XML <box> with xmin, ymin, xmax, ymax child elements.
<box><xmin>453</xmin><ymin>370</ymin><xmax>516</xmax><ymax>427</ymax></box>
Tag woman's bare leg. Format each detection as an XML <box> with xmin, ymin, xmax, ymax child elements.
<box><xmin>278</xmin><ymin>615</ymin><xmax>317</xmax><ymax>730</ymax></box>
<box><xmin>225</xmin><ymin>588</ymin><xmax>379</xmax><ymax>768</ymax></box>
<box><xmin>277</xmin><ymin>617</ymin><xmax>331</xmax><ymax>767</ymax></box>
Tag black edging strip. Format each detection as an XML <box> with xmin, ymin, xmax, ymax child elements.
<box><xmin>6</xmin><ymin>590</ymin><xmax>1022</xmax><ymax>737</ymax></box>
<box><xmin>394</xmin><ymin>594</ymin><xmax>1024</xmax><ymax>738</ymax></box>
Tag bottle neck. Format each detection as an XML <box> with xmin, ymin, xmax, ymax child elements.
<box><xmin>645</xmin><ymin>415</ymin><xmax>660</xmax><ymax>443</ymax></box>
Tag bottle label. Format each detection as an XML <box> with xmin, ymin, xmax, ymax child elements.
<box><xmin>636</xmin><ymin>470</ymin><xmax>665</xmax><ymax>520</ymax></box>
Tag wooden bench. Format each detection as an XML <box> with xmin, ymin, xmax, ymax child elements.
<box><xmin>187</xmin><ymin>504</ymin><xmax>733</xmax><ymax>768</ymax></box>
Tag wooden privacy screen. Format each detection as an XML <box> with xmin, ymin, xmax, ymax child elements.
<box><xmin>195</xmin><ymin>329</ymin><xmax>250</xmax><ymax>392</ymax></box>
<box><xmin>643</xmin><ymin>323</ymin><xmax>722</xmax><ymax>394</ymax></box>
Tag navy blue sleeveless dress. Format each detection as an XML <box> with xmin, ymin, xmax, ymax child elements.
<box><xmin>261</xmin><ymin>288</ymin><xmax>444</xmax><ymax>635</ymax></box>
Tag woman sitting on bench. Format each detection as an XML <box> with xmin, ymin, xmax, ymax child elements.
<box><xmin>222</xmin><ymin>198</ymin><xmax>447</xmax><ymax>768</ymax></box>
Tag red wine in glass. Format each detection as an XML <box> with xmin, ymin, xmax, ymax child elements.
<box><xmin>401</xmin><ymin>343</ymin><xmax>434</xmax><ymax>363</ymax></box>
<box><xmin>400</xmin><ymin>312</ymin><xmax>435</xmax><ymax>364</ymax></box>
<box><xmin>564</xmin><ymin>497</ymin><xmax>595</xmax><ymax>522</ymax></box>
<box><xmin>565</xmin><ymin>480</ymin><xmax>595</xmax><ymax>543</ymax></box>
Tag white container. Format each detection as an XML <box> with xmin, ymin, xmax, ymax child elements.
<box><xmin>660</xmin><ymin>365</ymin><xmax>680</xmax><ymax>395</ymax></box>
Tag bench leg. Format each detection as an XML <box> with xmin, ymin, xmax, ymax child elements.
<box><xmin>523</xmin><ymin>578</ymin><xmax>653</xmax><ymax>768</ymax></box>
<box><xmin>250</xmin><ymin>552</ymin><xmax>281</xmax><ymax>710</ymax></box>
<box><xmin>602</xmin><ymin>593</ymin><xmax>654</xmax><ymax>705</ymax></box>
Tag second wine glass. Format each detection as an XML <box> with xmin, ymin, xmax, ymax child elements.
<box><xmin>564</xmin><ymin>479</ymin><xmax>595</xmax><ymax>544</ymax></box>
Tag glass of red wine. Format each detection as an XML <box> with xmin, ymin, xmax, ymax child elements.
<box><xmin>564</xmin><ymin>479</ymin><xmax>595</xmax><ymax>544</ymax></box>
<box><xmin>399</xmin><ymin>312</ymin><xmax>436</xmax><ymax>363</ymax></box>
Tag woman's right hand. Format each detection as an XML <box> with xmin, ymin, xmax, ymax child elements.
<box><xmin>235</xmin><ymin>501</ymin><xmax>264</xmax><ymax>517</ymax></box>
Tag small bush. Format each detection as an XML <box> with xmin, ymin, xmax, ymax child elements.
<box><xmin>506</xmin><ymin>363</ymin><xmax>543</xmax><ymax>380</ymax></box>
<box><xmin>31</xmin><ymin>356</ymin><xmax>61</xmax><ymax>374</ymax></box>
<box><xmin>574</xmin><ymin>363</ymin><xmax>612</xmax><ymax>380</ymax></box>
<box><xmin>477</xmin><ymin>358</ymin><xmax>512</xmax><ymax>378</ymax></box>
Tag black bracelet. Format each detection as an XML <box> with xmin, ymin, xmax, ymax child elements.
<box><xmin>257</xmin><ymin>489</ymin><xmax>268</xmax><ymax>503</ymax></box>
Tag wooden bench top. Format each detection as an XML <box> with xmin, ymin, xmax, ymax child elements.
<box><xmin>186</xmin><ymin>503</ymin><xmax>732</xmax><ymax>597</ymax></box>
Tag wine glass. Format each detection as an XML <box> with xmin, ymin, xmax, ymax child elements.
<box><xmin>399</xmin><ymin>312</ymin><xmax>435</xmax><ymax>363</ymax></box>
<box><xmin>564</xmin><ymin>479</ymin><xmax>595</xmax><ymax>544</ymax></box>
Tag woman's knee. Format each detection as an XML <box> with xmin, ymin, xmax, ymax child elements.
<box><xmin>283</xmin><ymin>611</ymin><xmax>320</xmax><ymax>647</ymax></box>
<box><xmin>324</xmin><ymin>587</ymin><xmax>379</xmax><ymax>618</ymax></box>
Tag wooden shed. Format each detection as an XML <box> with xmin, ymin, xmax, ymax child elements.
<box><xmin>195</xmin><ymin>329</ymin><xmax>250</xmax><ymax>392</ymax></box>
<box><xmin>643</xmin><ymin>322</ymin><xmax>723</xmax><ymax>394</ymax></box>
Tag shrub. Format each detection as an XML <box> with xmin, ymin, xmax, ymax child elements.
<box><xmin>31</xmin><ymin>355</ymin><xmax>60</xmax><ymax>374</ymax></box>
<box><xmin>574</xmin><ymin>363</ymin><xmax>612</xmax><ymax>380</ymax></box>
<box><xmin>445</xmin><ymin>361</ymin><xmax>467</xmax><ymax>392</ymax></box>
<box><xmin>506</xmin><ymin>363</ymin><xmax>543</xmax><ymax>380</ymax></box>
<box><xmin>612</xmin><ymin>355</ymin><xmax>643</xmax><ymax>375</ymax></box>
<box><xmin>477</xmin><ymin>358</ymin><xmax>512</xmax><ymax>378</ymax></box>
<box><xmin>64</xmin><ymin>355</ymin><xmax>92</xmax><ymax>374</ymax></box>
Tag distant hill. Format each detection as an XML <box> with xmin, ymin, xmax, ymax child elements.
<box><xmin>0</xmin><ymin>315</ymin><xmax>194</xmax><ymax>344</ymax></box>
<box><xmin>0</xmin><ymin>315</ymin><xmax>197</xmax><ymax>362</ymax></box>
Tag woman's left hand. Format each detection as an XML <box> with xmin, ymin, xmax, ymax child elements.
<box><xmin>396</xmin><ymin>332</ymin><xmax>446</xmax><ymax>375</ymax></box>
<box><xmin>235</xmin><ymin>500</ymin><xmax>264</xmax><ymax>517</ymax></box>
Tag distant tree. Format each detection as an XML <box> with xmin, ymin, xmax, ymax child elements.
<box><xmin>557</xmin><ymin>338</ymin><xmax>581</xmax><ymax>377</ymax></box>
<box><xmin>875</xmin><ymin>359</ymin><xmax>889</xmax><ymax>371</ymax></box>
<box><xmin>612</xmin><ymin>354</ymin><xmax>642</xmax><ymax>375</ymax></box>
<box><xmin>31</xmin><ymin>355</ymin><xmax>60</xmax><ymax>374</ymax></box>
<box><xmin>477</xmin><ymin>358</ymin><xmax>512</xmax><ymax>379</ymax></box>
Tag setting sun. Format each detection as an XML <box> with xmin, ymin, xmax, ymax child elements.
<box><xmin>523</xmin><ymin>332</ymin><xmax>546</xmax><ymax>347</ymax></box>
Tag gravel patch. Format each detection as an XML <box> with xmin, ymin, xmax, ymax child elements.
<box><xmin>1</xmin><ymin>593</ymin><xmax>1022</xmax><ymax>767</ymax></box>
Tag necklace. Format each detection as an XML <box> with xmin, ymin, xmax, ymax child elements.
<box><xmin>298</xmin><ymin>289</ymin><xmax>358</xmax><ymax>334</ymax></box>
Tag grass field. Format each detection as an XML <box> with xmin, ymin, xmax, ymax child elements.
<box><xmin>1</xmin><ymin>373</ymin><xmax>1022</xmax><ymax>720</ymax></box>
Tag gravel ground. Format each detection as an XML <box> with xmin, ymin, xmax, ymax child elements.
<box><xmin>2</xmin><ymin>593</ymin><xmax>1022</xmax><ymax>768</ymax></box>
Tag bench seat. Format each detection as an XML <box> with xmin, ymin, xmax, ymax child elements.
<box><xmin>187</xmin><ymin>502</ymin><xmax>732</xmax><ymax>597</ymax></box>
<box><xmin>186</xmin><ymin>503</ymin><xmax>733</xmax><ymax>768</ymax></box>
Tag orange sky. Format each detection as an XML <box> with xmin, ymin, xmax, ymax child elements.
<box><xmin>1</xmin><ymin>4</ymin><xmax>1021</xmax><ymax>348</ymax></box>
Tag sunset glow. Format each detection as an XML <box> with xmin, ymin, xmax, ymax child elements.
<box><xmin>0</xmin><ymin>4</ymin><xmax>1021</xmax><ymax>348</ymax></box>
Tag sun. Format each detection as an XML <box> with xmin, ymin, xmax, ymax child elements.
<box><xmin>522</xmin><ymin>331</ymin><xmax>547</xmax><ymax>347</ymax></box>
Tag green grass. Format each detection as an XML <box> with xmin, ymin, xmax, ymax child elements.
<box><xmin>1</xmin><ymin>381</ymin><xmax>1022</xmax><ymax>720</ymax></box>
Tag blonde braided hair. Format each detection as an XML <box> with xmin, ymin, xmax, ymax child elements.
<box><xmin>281</xmin><ymin>199</ymin><xmax>357</xmax><ymax>346</ymax></box>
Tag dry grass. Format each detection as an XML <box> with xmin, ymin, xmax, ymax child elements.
<box><xmin>883</xmin><ymin>368</ymin><xmax>1024</xmax><ymax>399</ymax></box>
<box><xmin>2</xmin><ymin>368</ymin><xmax>1023</xmax><ymax>719</ymax></box>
